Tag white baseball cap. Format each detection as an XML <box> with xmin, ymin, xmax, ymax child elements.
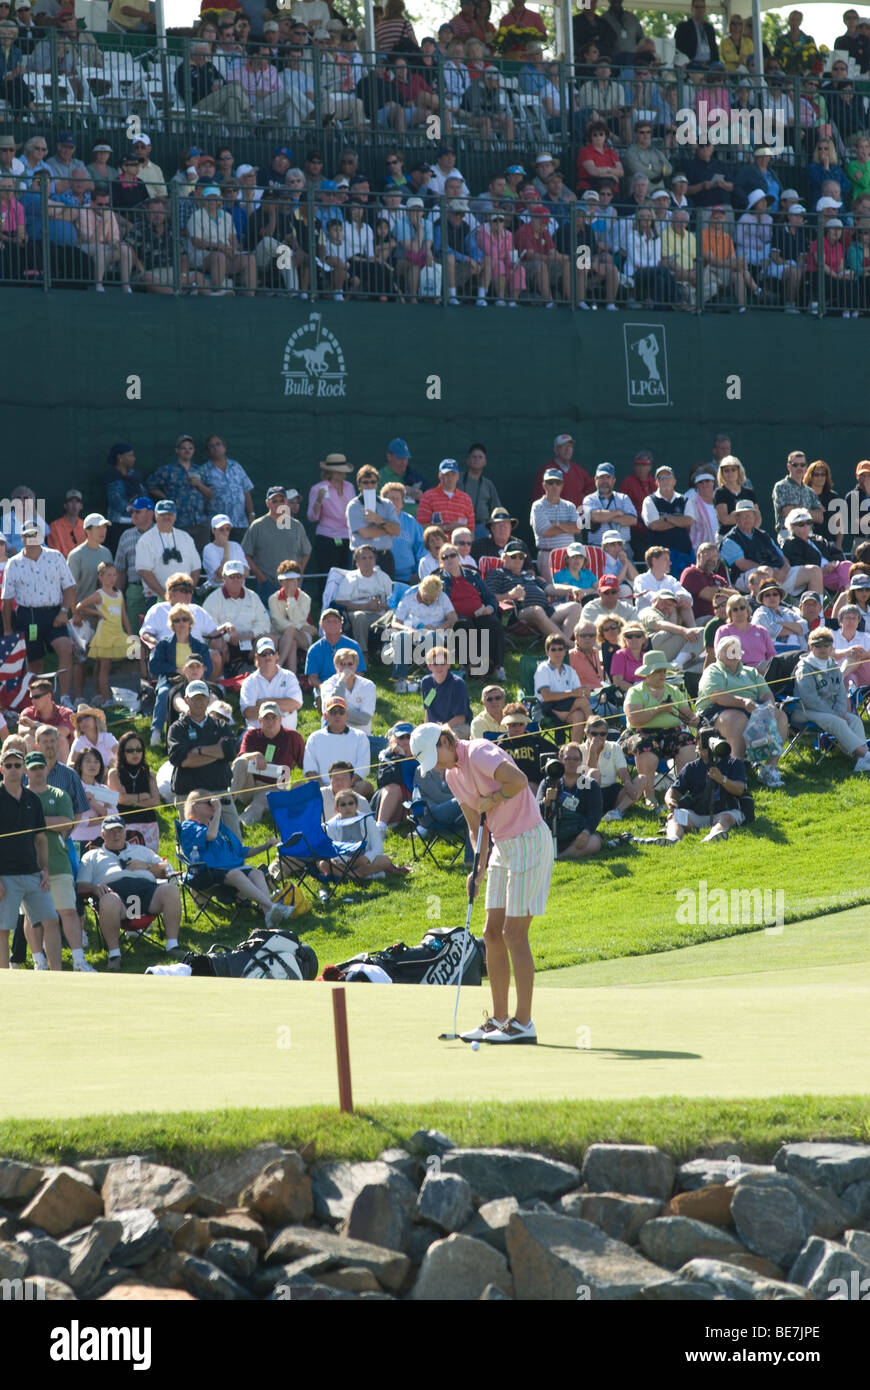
<box><xmin>410</xmin><ymin>723</ymin><xmax>441</xmax><ymax>775</ymax></box>
<box><xmin>211</xmin><ymin>514</ymin><xmax>232</xmax><ymax>529</ymax></box>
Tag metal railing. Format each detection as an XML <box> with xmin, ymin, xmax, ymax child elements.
<box><xmin>1</xmin><ymin>182</ymin><xmax>865</xmax><ymax>316</ymax></box>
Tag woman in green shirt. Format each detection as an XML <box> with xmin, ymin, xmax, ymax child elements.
<box><xmin>621</xmin><ymin>650</ymin><xmax>698</xmax><ymax>806</ymax></box>
<box><xmin>696</xmin><ymin>636</ymin><xmax>788</xmax><ymax>786</ymax></box>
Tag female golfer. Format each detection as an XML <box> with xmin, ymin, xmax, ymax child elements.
<box><xmin>410</xmin><ymin>723</ymin><xmax>554</xmax><ymax>1044</ymax></box>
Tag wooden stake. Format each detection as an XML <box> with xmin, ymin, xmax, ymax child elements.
<box><xmin>332</xmin><ymin>987</ymin><xmax>353</xmax><ymax>1114</ymax></box>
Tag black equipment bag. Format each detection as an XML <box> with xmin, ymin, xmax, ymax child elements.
<box><xmin>324</xmin><ymin>926</ymin><xmax>485</xmax><ymax>985</ymax></box>
<box><xmin>187</xmin><ymin>928</ymin><xmax>318</xmax><ymax>981</ymax></box>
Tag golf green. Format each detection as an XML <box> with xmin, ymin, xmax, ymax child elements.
<box><xmin>3</xmin><ymin>952</ymin><xmax>869</xmax><ymax>1118</ymax></box>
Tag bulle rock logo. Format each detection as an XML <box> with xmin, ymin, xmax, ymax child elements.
<box><xmin>282</xmin><ymin>312</ymin><xmax>348</xmax><ymax>399</ymax></box>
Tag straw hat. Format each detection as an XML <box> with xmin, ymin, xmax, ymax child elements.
<box><xmin>73</xmin><ymin>705</ymin><xmax>107</xmax><ymax>730</ymax></box>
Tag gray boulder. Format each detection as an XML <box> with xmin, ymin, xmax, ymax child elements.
<box><xmin>581</xmin><ymin>1144</ymin><xmax>674</xmax><ymax>1201</ymax></box>
<box><xmin>264</xmin><ymin>1226</ymin><xmax>410</xmax><ymax>1292</ymax></box>
<box><xmin>178</xmin><ymin>1253</ymin><xmax>249</xmax><ymax>1301</ymax></box>
<box><xmin>462</xmin><ymin>1198</ymin><xmax>521</xmax><ymax>1254</ymax></box>
<box><xmin>774</xmin><ymin>1143</ymin><xmax>870</xmax><ymax>1195</ymax></box>
<box><xmin>19</xmin><ymin>1168</ymin><xmax>102</xmax><ymax>1238</ymax></box>
<box><xmin>441</xmin><ymin>1149</ymin><xmax>580</xmax><ymax>1203</ymax></box>
<box><xmin>196</xmin><ymin>1144</ymin><xmax>287</xmax><ymax>1207</ymax></box>
<box><xmin>731</xmin><ymin>1173</ymin><xmax>848</xmax><ymax>1267</ymax></box>
<box><xmin>676</xmin><ymin>1159</ymin><xmax>774</xmax><ymax>1192</ymax></box>
<box><xmin>239</xmin><ymin>1155</ymin><xmax>313</xmax><ymax>1226</ymax></box>
<box><xmin>408</xmin><ymin>1130</ymin><xmax>456</xmax><ymax>1158</ymax></box>
<box><xmin>639</xmin><ymin>1217</ymin><xmax>749</xmax><ymax>1270</ymax></box>
<box><xmin>679</xmin><ymin>1258</ymin><xmax>811</xmax><ymax>1300</ymax></box>
<box><xmin>60</xmin><ymin>1219</ymin><xmax>123</xmax><ymax>1293</ymax></box>
<box><xmin>416</xmin><ymin>1173</ymin><xmax>474</xmax><ymax>1234</ymax></box>
<box><xmin>102</xmin><ymin>1160</ymin><xmax>195</xmax><ymax>1217</ymax></box>
<box><xmin>205</xmin><ymin>1239</ymin><xmax>258</xmax><ymax>1283</ymax></box>
<box><xmin>788</xmin><ymin>1236</ymin><xmax>870</xmax><ymax>1298</ymax></box>
<box><xmin>0</xmin><ymin>1160</ymin><xmax>43</xmax><ymax>1203</ymax></box>
<box><xmin>112</xmin><ymin>1209</ymin><xmax>169</xmax><ymax>1267</ymax></box>
<box><xmin>341</xmin><ymin>1173</ymin><xmax>417</xmax><ymax>1253</ymax></box>
<box><xmin>312</xmin><ymin>1161</ymin><xmax>396</xmax><ymax>1224</ymax></box>
<box><xmin>410</xmin><ymin>1234</ymin><xmax>512</xmax><ymax>1301</ymax></box>
<box><xmin>844</xmin><ymin>1229</ymin><xmax>870</xmax><ymax>1263</ymax></box>
<box><xmin>841</xmin><ymin>1181</ymin><xmax>870</xmax><ymax>1227</ymax></box>
<box><xmin>0</xmin><ymin>1240</ymin><xmax>29</xmax><ymax>1281</ymax></box>
<box><xmin>574</xmin><ymin>1193</ymin><xmax>664</xmax><ymax>1245</ymax></box>
<box><xmin>14</xmin><ymin>1232</ymin><xmax>70</xmax><ymax>1282</ymax></box>
<box><xmin>507</xmin><ymin>1211</ymin><xmax>670</xmax><ymax>1300</ymax></box>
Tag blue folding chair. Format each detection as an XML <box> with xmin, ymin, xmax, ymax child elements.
<box><xmin>777</xmin><ymin>697</ymin><xmax>837</xmax><ymax>766</ymax></box>
<box><xmin>267</xmin><ymin>783</ymin><xmax>368</xmax><ymax>903</ymax></box>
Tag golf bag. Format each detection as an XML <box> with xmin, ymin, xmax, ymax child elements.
<box><xmin>322</xmin><ymin>926</ymin><xmax>486</xmax><ymax>985</ymax></box>
<box><xmin>187</xmin><ymin>928</ymin><xmax>319</xmax><ymax>981</ymax></box>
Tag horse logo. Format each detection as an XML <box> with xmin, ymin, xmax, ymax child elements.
<box><xmin>282</xmin><ymin>312</ymin><xmax>348</xmax><ymax>399</ymax></box>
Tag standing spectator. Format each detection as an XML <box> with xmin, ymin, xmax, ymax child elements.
<box><xmin>114</xmin><ymin>496</ymin><xmax>155</xmax><ymax>633</ymax></box>
<box><xmin>104</xmin><ymin>443</ymin><xmax>144</xmax><ymax>530</ymax></box>
<box><xmin>0</xmin><ymin>744</ymin><xmax>58</xmax><ymax>971</ymax></box>
<box><xmin>380</xmin><ymin>482</ymin><xmax>425</xmax><ymax>584</ymax></box>
<box><xmin>379</xmin><ymin>438</ymin><xmax>428</xmax><ymax>516</ymax></box>
<box><xmin>201</xmin><ymin>433</ymin><xmax>255</xmax><ymax>536</ymax></box>
<box><xmin>417</xmin><ymin>460</ymin><xmax>476</xmax><ymax>538</ymax></box>
<box><xmin>166</xmin><ymin>681</ymin><xmax>243</xmax><ymax>839</ymax></box>
<box><xmin>582</xmin><ymin>462</ymin><xmax>638</xmax><ymax>547</ymax></box>
<box><xmin>24</xmin><ymin>748</ymin><xmax>93</xmax><ymax>970</ymax></box>
<box><xmin>307</xmin><ymin>453</ymin><xmax>355</xmax><ymax>575</ymax></box>
<box><xmin>68</xmin><ymin>513</ymin><xmax>112</xmax><ymax>605</ymax></box>
<box><xmin>619</xmin><ymin>449</ymin><xmax>657</xmax><ymax>554</ymax></box>
<box><xmin>146</xmin><ymin>434</ymin><xmax>214</xmax><ymax>552</ymax></box>
<box><xmin>772</xmin><ymin>449</ymin><xmax>825</xmax><ymax>540</ymax></box>
<box><xmin>458</xmin><ymin>443</ymin><xmax>501</xmax><ymax>540</ymax></box>
<box><xmin>533</xmin><ymin>433</ymin><xmax>594</xmax><ymax>506</ymax></box>
<box><xmin>684</xmin><ymin>473</ymin><xmax>719</xmax><ymax>554</ymax></box>
<box><xmin>74</xmin><ymin>561</ymin><xmax>131</xmax><ymax>706</ymax></box>
<box><xmin>242</xmin><ymin>485</ymin><xmax>311</xmax><ymax>601</ymax></box>
<box><xmin>640</xmin><ymin>465</ymin><xmax>695</xmax><ymax>572</ymax></box>
<box><xmin>231</xmin><ymin>702</ymin><xmax>305</xmax><ymax>826</ymax></box>
<box><xmin>46</xmin><ymin>489</ymin><xmax>85</xmax><ymax>559</ymax></box>
<box><xmin>346</xmin><ymin>465</ymin><xmax>400</xmax><ymax>579</ymax></box>
<box><xmin>531</xmin><ymin>471</ymin><xmax>583</xmax><ymax>573</ymax></box>
<box><xmin>239</xmin><ymin>636</ymin><xmax>303</xmax><ymax>729</ymax></box>
<box><xmin>135</xmin><ymin>499</ymin><xmax>201</xmax><ymax>602</ymax></box>
<box><xmin>1</xmin><ymin>519</ymin><xmax>76</xmax><ymax>705</ymax></box>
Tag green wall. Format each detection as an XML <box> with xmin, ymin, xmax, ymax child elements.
<box><xmin>3</xmin><ymin>290</ymin><xmax>867</xmax><ymax>533</ymax></box>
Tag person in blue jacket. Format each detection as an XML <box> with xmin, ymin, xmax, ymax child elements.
<box><xmin>179</xmin><ymin>792</ymin><xmax>291</xmax><ymax>925</ymax></box>
<box><xmin>148</xmin><ymin>604</ymin><xmax>212</xmax><ymax>747</ymax></box>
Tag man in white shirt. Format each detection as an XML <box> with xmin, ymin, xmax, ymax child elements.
<box><xmin>581</xmin><ymin>463</ymin><xmax>637</xmax><ymax>547</ymax></box>
<box><xmin>303</xmin><ymin>696</ymin><xmax>373</xmax><ymax>798</ymax></box>
<box><xmin>76</xmin><ymin>816</ymin><xmax>183</xmax><ymax>967</ymax></box>
<box><xmin>1</xmin><ymin>520</ymin><xmax>77</xmax><ymax>706</ymax></box>
<box><xmin>332</xmin><ymin>544</ymin><xmax>393</xmax><ymax>652</ymax></box>
<box><xmin>203</xmin><ymin>560</ymin><xmax>271</xmax><ymax>669</ymax></box>
<box><xmin>135</xmin><ymin>500</ymin><xmax>201</xmax><ymax>600</ymax></box>
<box><xmin>633</xmin><ymin>546</ymin><xmax>694</xmax><ymax>624</ymax></box>
<box><xmin>684</xmin><ymin>472</ymin><xmax>719</xmax><ymax>552</ymax></box>
<box><xmin>320</xmin><ymin>647</ymin><xmax>377</xmax><ymax>736</ymax></box>
<box><xmin>239</xmin><ymin>637</ymin><xmax>303</xmax><ymax>729</ymax></box>
<box><xmin>291</xmin><ymin>0</ymin><xmax>331</xmax><ymax>37</ymax></box>
<box><xmin>428</xmin><ymin>147</ymin><xmax>469</xmax><ymax>197</ymax></box>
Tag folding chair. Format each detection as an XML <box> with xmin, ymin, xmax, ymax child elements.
<box><xmin>478</xmin><ymin>557</ymin><xmax>541</xmax><ymax>652</ymax></box>
<box><xmin>548</xmin><ymin>545</ymin><xmax>607</xmax><ymax>583</ymax></box>
<box><xmin>777</xmin><ymin>697</ymin><xmax>838</xmax><ymax>766</ymax></box>
<box><xmin>173</xmin><ymin>820</ymin><xmax>242</xmax><ymax>930</ymax></box>
<box><xmin>77</xmin><ymin>833</ymin><xmax>166</xmax><ymax>952</ymax></box>
<box><xmin>407</xmin><ymin>799</ymin><xmax>466</xmax><ymax>869</ymax></box>
<box><xmin>267</xmin><ymin>783</ymin><xmax>368</xmax><ymax>904</ymax></box>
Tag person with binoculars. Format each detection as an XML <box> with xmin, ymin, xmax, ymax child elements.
<box><xmin>664</xmin><ymin>726</ymin><xmax>749</xmax><ymax>843</ymax></box>
<box><xmin>135</xmin><ymin>498</ymin><xmax>201</xmax><ymax>600</ymax></box>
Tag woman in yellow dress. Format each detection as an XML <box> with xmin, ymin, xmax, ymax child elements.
<box><xmin>74</xmin><ymin>560</ymin><xmax>132</xmax><ymax>705</ymax></box>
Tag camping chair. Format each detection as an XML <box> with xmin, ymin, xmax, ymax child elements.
<box><xmin>267</xmin><ymin>782</ymin><xmax>369</xmax><ymax>903</ymax></box>
<box><xmin>407</xmin><ymin>798</ymin><xmax>467</xmax><ymax>869</ymax></box>
<box><xmin>77</xmin><ymin>833</ymin><xmax>166</xmax><ymax>952</ymax></box>
<box><xmin>776</xmin><ymin>697</ymin><xmax>838</xmax><ymax>766</ymax></box>
<box><xmin>173</xmin><ymin>820</ymin><xmax>243</xmax><ymax>930</ymax></box>
<box><xmin>548</xmin><ymin>544</ymin><xmax>608</xmax><ymax>585</ymax></box>
<box><xmin>477</xmin><ymin>557</ymin><xmax>541</xmax><ymax>652</ymax></box>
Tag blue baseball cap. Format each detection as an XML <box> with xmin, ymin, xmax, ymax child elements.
<box><xmin>58</xmin><ymin>131</ymin><xmax>76</xmax><ymax>145</ymax></box>
<box><xmin>131</xmin><ymin>496</ymin><xmax>154</xmax><ymax>512</ymax></box>
<box><xmin>387</xmin><ymin>438</ymin><xmax>411</xmax><ymax>458</ymax></box>
<box><xmin>439</xmin><ymin>459</ymin><xmax>460</xmax><ymax>475</ymax></box>
<box><xmin>595</xmin><ymin>462</ymin><xmax>616</xmax><ymax>477</ymax></box>
<box><xmin>506</xmin><ymin>164</ymin><xmax>525</xmax><ymax>175</ymax></box>
<box><xmin>319</xmin><ymin>178</ymin><xmax>337</xmax><ymax>191</ymax></box>
<box><xmin>390</xmin><ymin>721</ymin><xmax>414</xmax><ymax>737</ymax></box>
<box><xmin>274</xmin><ymin>146</ymin><xmax>293</xmax><ymax>161</ymax></box>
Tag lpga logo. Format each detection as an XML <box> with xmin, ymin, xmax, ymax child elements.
<box><xmin>624</xmin><ymin>324</ymin><xmax>670</xmax><ymax>408</ymax></box>
<box><xmin>382</xmin><ymin>627</ymin><xmax>489</xmax><ymax>675</ymax></box>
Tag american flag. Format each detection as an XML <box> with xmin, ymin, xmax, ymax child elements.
<box><xmin>0</xmin><ymin>635</ymin><xmax>30</xmax><ymax>710</ymax></box>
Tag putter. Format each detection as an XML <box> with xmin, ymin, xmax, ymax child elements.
<box><xmin>439</xmin><ymin>814</ymin><xmax>487</xmax><ymax>1040</ymax></box>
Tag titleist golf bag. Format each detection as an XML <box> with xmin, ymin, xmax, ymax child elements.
<box><xmin>187</xmin><ymin>928</ymin><xmax>319</xmax><ymax>981</ymax></box>
<box><xmin>322</xmin><ymin>927</ymin><xmax>486</xmax><ymax>985</ymax></box>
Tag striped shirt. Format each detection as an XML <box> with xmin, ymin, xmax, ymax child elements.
<box><xmin>530</xmin><ymin>497</ymin><xmax>581</xmax><ymax>551</ymax></box>
<box><xmin>416</xmin><ymin>485</ymin><xmax>475</xmax><ymax>536</ymax></box>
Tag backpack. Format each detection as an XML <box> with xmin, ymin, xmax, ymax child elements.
<box><xmin>322</xmin><ymin>926</ymin><xmax>485</xmax><ymax>986</ymax></box>
<box><xmin>186</xmin><ymin>928</ymin><xmax>319</xmax><ymax>981</ymax></box>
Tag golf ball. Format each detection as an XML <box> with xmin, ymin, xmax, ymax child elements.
<box><xmin>471</xmin><ymin>1040</ymin><xmax>480</xmax><ymax>1051</ymax></box>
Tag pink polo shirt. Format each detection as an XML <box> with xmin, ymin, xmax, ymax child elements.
<box><xmin>307</xmin><ymin>479</ymin><xmax>355</xmax><ymax>541</ymax></box>
<box><xmin>445</xmin><ymin>738</ymin><xmax>543</xmax><ymax>843</ymax></box>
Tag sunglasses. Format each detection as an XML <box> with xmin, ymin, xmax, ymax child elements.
<box><xmin>126</xmin><ymin>745</ymin><xmax>144</xmax><ymax>753</ymax></box>
<box><xmin>484</xmin><ymin>694</ymin><xmax>503</xmax><ymax>702</ymax></box>
<box><xmin>602</xmin><ymin>623</ymin><xmax>620</xmax><ymax>630</ymax></box>
<box><xmin>171</xmin><ymin>617</ymin><xmax>191</xmax><ymax>624</ymax></box>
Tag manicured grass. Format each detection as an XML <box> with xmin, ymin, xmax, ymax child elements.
<box><xmin>2</xmin><ymin>1096</ymin><xmax>868</xmax><ymax>1170</ymax></box>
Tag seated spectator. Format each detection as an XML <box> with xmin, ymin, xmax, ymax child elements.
<box><xmin>202</xmin><ymin>513</ymin><xmax>250</xmax><ymax>590</ymax></box>
<box><xmin>831</xmin><ymin>605</ymin><xmax>870</xmax><ymax>688</ymax></box>
<box><xmin>782</xmin><ymin>510</ymin><xmax>849</xmax><ymax>595</ymax></box>
<box><xmin>486</xmin><ymin>541</ymin><xmax>582</xmax><ymax>640</ymax></box>
<box><xmin>417</xmin><ymin>460</ymin><xmax>476</xmax><ymax>538</ymax></box>
<box><xmin>513</xmin><ymin>194</ymin><xmax>569</xmax><ymax>306</ymax></box>
<box><xmin>745</xmin><ymin>565</ymin><xmax>777</xmax><ymax>611</ymax></box>
<box><xmin>697</xmin><ymin>635</ymin><xmax>788</xmax><ymax>786</ymax></box>
<box><xmin>69</xmin><ymin>747</ymin><xmax>116</xmax><ymax>845</ymax></box>
<box><xmin>230</xmin><ymin>701</ymin><xmax>305</xmax><ymax>826</ymax></box>
<box><xmin>610</xmin><ymin>621</ymin><xmax>648</xmax><ymax>692</ymax></box>
<box><xmin>470</xmin><ymin>684</ymin><xmax>506</xmax><ymax>738</ymax></box>
<box><xmin>792</xmin><ymin>628</ymin><xmax>870</xmax><ymax>771</ymax></box>
<box><xmin>496</xmin><ymin>702</ymin><xmax>557</xmax><ymax>790</ymax></box>
<box><xmin>752</xmin><ymin>580</ymin><xmax>808</xmax><ymax>651</ymax></box>
<box><xmin>371</xmin><ymin>723</ymin><xmax>416</xmax><ymax>829</ymax></box>
<box><xmin>333</xmin><ymin>544</ymin><xmax>393</xmax><ymax>653</ymax></box>
<box><xmin>582</xmin><ymin>575</ymin><xmax>636</xmax><ymax>626</ymax></box>
<box><xmin>664</xmin><ymin>727</ymin><xmax>748</xmax><ymax>843</ymax></box>
<box><xmin>680</xmin><ymin>541</ymin><xmax>732</xmax><ymax>622</ymax></box>
<box><xmin>622</xmin><ymin>650</ymin><xmax>700</xmax><ymax>805</ymax></box>
<box><xmin>418</xmin><ymin>524</ymin><xmax>449</xmax><ymax>580</ymax></box>
<box><xmin>597</xmin><ymin>531</ymin><xmax>638</xmax><ymax>593</ymax></box>
<box><xmin>203</xmin><ymin>560</ymin><xmax>271</xmax><ymax>672</ymax></box>
<box><xmin>148</xmin><ymin>605</ymin><xmax>213</xmax><ymax>747</ymax></box>
<box><xmin>596</xmin><ymin>612</ymin><xmax>624</xmax><ymax>679</ymax></box>
<box><xmin>140</xmin><ymin>572</ymin><xmax>221</xmax><ymax>663</ymax></box>
<box><xmin>320</xmin><ymin>790</ymin><xmax>409</xmax><ymax>880</ymax></box>
<box><xmin>179</xmin><ymin>793</ymin><xmax>289</xmax><ymax>923</ymax></box>
<box><xmin>714</xmin><ymin>592</ymin><xmax>778</xmax><ymax>676</ymax></box>
<box><xmin>305</xmin><ymin>608</ymin><xmax>365</xmax><ymax>695</ymax></box>
<box><xmin>68</xmin><ymin>706</ymin><xmax>118</xmax><ymax>768</ymax></box>
<box><xmin>76</xmin><ymin>815</ymin><xmax>183</xmax><ymax>967</ymax></box>
<box><xmin>106</xmin><ymin>729</ymin><xmax>161</xmax><ymax>851</ymax></box>
<box><xmin>714</xmin><ymin>455</ymin><xmax>759</xmax><ymax>535</ymax></box>
<box><xmin>721</xmin><ymin>499</ymin><xmax>821</xmax><ymax>598</ymax></box>
<box><xmin>576</xmin><ymin>121</ymin><xmax>624</xmax><ymax>196</ymax></box>
<box><xmin>411</xmin><ymin>759</ymin><xmax>469</xmax><ymax>853</ymax></box>
<box><xmin>571</xmin><ymin>615</ymin><xmax>610</xmax><ymax>688</ymax></box>
<box><xmin>472</xmin><ymin>506</ymin><xmax>528</xmax><ymax>563</ymax></box>
<box><xmin>437</xmin><ymin>542</ymin><xmax>505</xmax><ymax>681</ymax></box>
<box><xmin>580</xmin><ymin>718</ymin><xmax>643</xmax><ymax>821</ymax></box>
<box><xmin>535</xmin><ymin>631</ymin><xmax>588</xmax><ymax>741</ymax></box>
<box><xmin>17</xmin><ymin>678</ymin><xmax>73</xmax><ymax>760</ymax></box>
<box><xmin>832</xmin><ymin>571</ymin><xmax>870</xmax><ymax>626</ymax></box>
<box><xmin>239</xmin><ymin>636</ymin><xmax>302</xmax><ymax>730</ymax></box>
<box><xmin>320</xmin><ymin>647</ymin><xmax>377</xmax><ymax>738</ymax></box>
<box><xmin>420</xmin><ymin>645</ymin><xmax>471</xmax><ymax>737</ymax></box>
<box><xmin>22</xmin><ymin>748</ymin><xmax>92</xmax><ymax>972</ymax></box>
<box><xmin>321</xmin><ymin>761</ymin><xmax>374</xmax><ymax>824</ymax></box>
<box><xmin>303</xmin><ymin>695</ymin><xmax>373</xmax><ymax>800</ymax></box>
<box><xmin>268</xmin><ymin>560</ymin><xmax>317</xmax><ymax>672</ymax></box>
<box><xmin>166</xmin><ymin>681</ymin><xmax>243</xmax><ymax>840</ymax></box>
<box><xmin>536</xmin><ymin>742</ymin><xmax>604</xmax><ymax>859</ymax></box>
<box><xmin>634</xmin><ymin>550</ymin><xmax>696</xmax><ymax>629</ymax></box>
<box><xmin>390</xmin><ymin>575</ymin><xmax>456</xmax><ymax>693</ymax></box>
<box><xmin>551</xmin><ymin>541</ymin><xmax>598</xmax><ymax>597</ymax></box>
